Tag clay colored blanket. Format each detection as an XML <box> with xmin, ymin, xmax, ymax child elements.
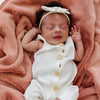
<box><xmin>0</xmin><ymin>0</ymin><xmax>100</xmax><ymax>100</ymax></box>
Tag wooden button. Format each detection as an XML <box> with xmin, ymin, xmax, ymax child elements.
<box><xmin>53</xmin><ymin>85</ymin><xmax>59</xmax><ymax>92</ymax></box>
<box><xmin>56</xmin><ymin>54</ymin><xmax>63</xmax><ymax>60</ymax></box>
<box><xmin>62</xmin><ymin>50</ymin><xmax>64</xmax><ymax>53</ymax></box>
<box><xmin>59</xmin><ymin>43</ymin><xmax>64</xmax><ymax>46</ymax></box>
<box><xmin>59</xmin><ymin>64</ymin><xmax>61</xmax><ymax>68</ymax></box>
<box><xmin>55</xmin><ymin>71</ymin><xmax>61</xmax><ymax>77</ymax></box>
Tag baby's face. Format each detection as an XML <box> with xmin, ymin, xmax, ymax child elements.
<box><xmin>41</xmin><ymin>13</ymin><xmax>69</xmax><ymax>45</ymax></box>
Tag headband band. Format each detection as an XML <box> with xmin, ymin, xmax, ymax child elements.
<box><xmin>39</xmin><ymin>6</ymin><xmax>70</xmax><ymax>30</ymax></box>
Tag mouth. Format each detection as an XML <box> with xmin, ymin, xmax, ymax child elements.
<box><xmin>53</xmin><ymin>36</ymin><xmax>62</xmax><ymax>40</ymax></box>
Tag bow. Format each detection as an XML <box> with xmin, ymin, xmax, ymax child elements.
<box><xmin>42</xmin><ymin>6</ymin><xmax>70</xmax><ymax>14</ymax></box>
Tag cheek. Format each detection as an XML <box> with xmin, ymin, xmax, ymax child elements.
<box><xmin>44</xmin><ymin>33</ymin><xmax>52</xmax><ymax>39</ymax></box>
<box><xmin>63</xmin><ymin>30</ymin><xmax>69</xmax><ymax>36</ymax></box>
<box><xmin>41</xmin><ymin>28</ymin><xmax>52</xmax><ymax>37</ymax></box>
<box><xmin>41</xmin><ymin>32</ymin><xmax>51</xmax><ymax>40</ymax></box>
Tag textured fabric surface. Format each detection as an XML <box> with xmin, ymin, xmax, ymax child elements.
<box><xmin>0</xmin><ymin>0</ymin><xmax>100</xmax><ymax>100</ymax></box>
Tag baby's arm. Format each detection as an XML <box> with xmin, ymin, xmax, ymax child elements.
<box><xmin>22</xmin><ymin>27</ymin><xmax>40</xmax><ymax>52</ymax></box>
<box><xmin>70</xmin><ymin>26</ymin><xmax>84</xmax><ymax>61</ymax></box>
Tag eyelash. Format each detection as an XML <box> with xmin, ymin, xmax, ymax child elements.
<box><xmin>47</xmin><ymin>26</ymin><xmax>54</xmax><ymax>29</ymax></box>
<box><xmin>60</xmin><ymin>25</ymin><xmax>66</xmax><ymax>28</ymax></box>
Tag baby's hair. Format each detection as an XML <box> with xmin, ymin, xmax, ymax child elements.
<box><xmin>36</xmin><ymin>1</ymin><xmax>72</xmax><ymax>31</ymax></box>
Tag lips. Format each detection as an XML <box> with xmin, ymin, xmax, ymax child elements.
<box><xmin>53</xmin><ymin>35</ymin><xmax>62</xmax><ymax>40</ymax></box>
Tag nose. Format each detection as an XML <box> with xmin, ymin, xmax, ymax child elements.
<box><xmin>55</xmin><ymin>26</ymin><xmax>61</xmax><ymax>33</ymax></box>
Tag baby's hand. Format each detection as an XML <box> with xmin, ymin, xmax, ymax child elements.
<box><xmin>32</xmin><ymin>27</ymin><xmax>40</xmax><ymax>35</ymax></box>
<box><xmin>70</xmin><ymin>25</ymin><xmax>81</xmax><ymax>43</ymax></box>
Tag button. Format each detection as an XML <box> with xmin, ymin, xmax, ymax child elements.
<box><xmin>59</xmin><ymin>43</ymin><xmax>64</xmax><ymax>46</ymax></box>
<box><xmin>62</xmin><ymin>50</ymin><xmax>64</xmax><ymax>53</ymax></box>
<box><xmin>38</xmin><ymin>97</ymin><xmax>40</xmax><ymax>99</ymax></box>
<box><xmin>53</xmin><ymin>85</ymin><xmax>59</xmax><ymax>92</ymax></box>
<box><xmin>59</xmin><ymin>64</ymin><xmax>61</xmax><ymax>68</ymax></box>
<box><xmin>55</xmin><ymin>71</ymin><xmax>61</xmax><ymax>77</ymax></box>
<box><xmin>56</xmin><ymin>54</ymin><xmax>63</xmax><ymax>60</ymax></box>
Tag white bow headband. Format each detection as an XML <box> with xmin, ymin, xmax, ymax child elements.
<box><xmin>39</xmin><ymin>6</ymin><xmax>70</xmax><ymax>30</ymax></box>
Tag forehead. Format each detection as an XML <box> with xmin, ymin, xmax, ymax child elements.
<box><xmin>42</xmin><ymin>13</ymin><xmax>68</xmax><ymax>24</ymax></box>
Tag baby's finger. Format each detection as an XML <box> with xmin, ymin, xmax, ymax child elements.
<box><xmin>77</xmin><ymin>27</ymin><xmax>80</xmax><ymax>32</ymax></box>
<box><xmin>70</xmin><ymin>32</ymin><xmax>72</xmax><ymax>36</ymax></box>
<box><xmin>73</xmin><ymin>25</ymin><xmax>77</xmax><ymax>32</ymax></box>
<box><xmin>71</xmin><ymin>27</ymin><xmax>74</xmax><ymax>34</ymax></box>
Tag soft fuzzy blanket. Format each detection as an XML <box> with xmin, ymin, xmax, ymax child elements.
<box><xmin>0</xmin><ymin>0</ymin><xmax>100</xmax><ymax>100</ymax></box>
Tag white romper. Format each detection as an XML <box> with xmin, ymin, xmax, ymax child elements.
<box><xmin>24</xmin><ymin>35</ymin><xmax>79</xmax><ymax>100</ymax></box>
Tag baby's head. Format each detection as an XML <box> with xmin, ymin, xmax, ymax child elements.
<box><xmin>36</xmin><ymin>1</ymin><xmax>71</xmax><ymax>45</ymax></box>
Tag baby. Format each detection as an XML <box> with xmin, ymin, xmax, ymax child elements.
<box><xmin>22</xmin><ymin>1</ymin><xmax>84</xmax><ymax>100</ymax></box>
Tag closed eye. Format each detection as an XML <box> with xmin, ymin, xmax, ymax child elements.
<box><xmin>60</xmin><ymin>23</ymin><xmax>68</xmax><ymax>29</ymax></box>
<box><xmin>46</xmin><ymin>25</ymin><xmax>54</xmax><ymax>30</ymax></box>
<box><xmin>60</xmin><ymin>25</ymin><xmax>67</xmax><ymax>29</ymax></box>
